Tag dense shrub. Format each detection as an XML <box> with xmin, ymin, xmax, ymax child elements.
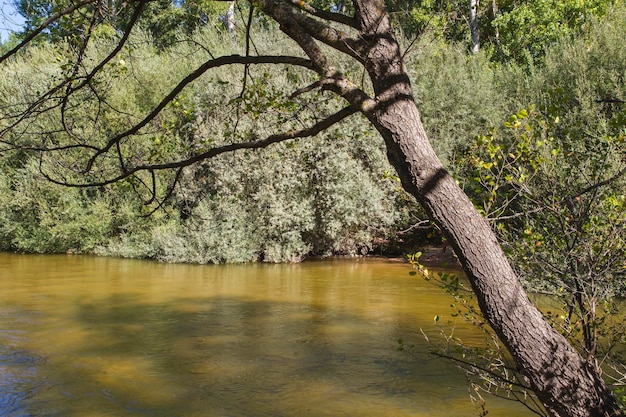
<box><xmin>0</xmin><ymin>28</ymin><xmax>427</xmax><ymax>262</ymax></box>
<box><xmin>404</xmin><ymin>37</ymin><xmax>511</xmax><ymax>166</ymax></box>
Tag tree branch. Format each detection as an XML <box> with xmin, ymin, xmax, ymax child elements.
<box><xmin>572</xmin><ymin>163</ymin><xmax>626</xmax><ymax>200</ymax></box>
<box><xmin>40</xmin><ymin>105</ymin><xmax>358</xmax><ymax>187</ymax></box>
<box><xmin>285</xmin><ymin>6</ymin><xmax>364</xmax><ymax>62</ymax></box>
<box><xmin>286</xmin><ymin>0</ymin><xmax>358</xmax><ymax>28</ymax></box>
<box><xmin>67</xmin><ymin>0</ymin><xmax>148</xmax><ymax>96</ymax></box>
<box><xmin>260</xmin><ymin>0</ymin><xmax>331</xmax><ymax>73</ymax></box>
<box><xmin>431</xmin><ymin>351</ymin><xmax>531</xmax><ymax>390</ymax></box>
<box><xmin>82</xmin><ymin>54</ymin><xmax>317</xmax><ymax>172</ymax></box>
<box><xmin>1</xmin><ymin>0</ymin><xmax>99</xmax><ymax>64</ymax></box>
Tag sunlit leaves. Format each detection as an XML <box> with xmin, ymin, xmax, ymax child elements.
<box><xmin>491</xmin><ymin>0</ymin><xmax>616</xmax><ymax>67</ymax></box>
<box><xmin>458</xmin><ymin>96</ymin><xmax>624</xmax><ymax>379</ymax></box>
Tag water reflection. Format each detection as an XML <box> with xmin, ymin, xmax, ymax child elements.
<box><xmin>0</xmin><ymin>254</ymin><xmax>532</xmax><ymax>416</ymax></box>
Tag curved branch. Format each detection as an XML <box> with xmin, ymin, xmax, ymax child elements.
<box><xmin>83</xmin><ymin>54</ymin><xmax>317</xmax><ymax>172</ymax></box>
<box><xmin>143</xmin><ymin>167</ymin><xmax>184</xmax><ymax>217</ymax></box>
<box><xmin>41</xmin><ymin>105</ymin><xmax>358</xmax><ymax>187</ymax></box>
<box><xmin>572</xmin><ymin>163</ymin><xmax>626</xmax><ymax>200</ymax></box>
<box><xmin>286</xmin><ymin>0</ymin><xmax>357</xmax><ymax>28</ymax></box>
<box><xmin>68</xmin><ymin>0</ymin><xmax>148</xmax><ymax>96</ymax></box>
<box><xmin>0</xmin><ymin>0</ymin><xmax>98</xmax><ymax>64</ymax></box>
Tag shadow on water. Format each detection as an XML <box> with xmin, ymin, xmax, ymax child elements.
<box><xmin>0</xmin><ymin>254</ymin><xmax>533</xmax><ymax>417</ymax></box>
<box><xmin>0</xmin><ymin>310</ymin><xmax>48</xmax><ymax>417</ymax></box>
<box><xmin>0</xmin><ymin>348</ymin><xmax>46</xmax><ymax>417</ymax></box>
<box><xmin>41</xmin><ymin>297</ymin><xmax>438</xmax><ymax>416</ymax></box>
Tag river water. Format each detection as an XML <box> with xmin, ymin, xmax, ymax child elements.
<box><xmin>0</xmin><ymin>253</ymin><xmax>533</xmax><ymax>416</ymax></box>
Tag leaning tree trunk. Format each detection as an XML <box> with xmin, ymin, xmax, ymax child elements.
<box><xmin>353</xmin><ymin>0</ymin><xmax>623</xmax><ymax>416</ymax></box>
<box><xmin>258</xmin><ymin>0</ymin><xmax>625</xmax><ymax>413</ymax></box>
<box><xmin>373</xmin><ymin>97</ymin><xmax>623</xmax><ymax>417</ymax></box>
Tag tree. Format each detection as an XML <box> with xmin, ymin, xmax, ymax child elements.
<box><xmin>1</xmin><ymin>0</ymin><xmax>624</xmax><ymax>415</ymax></box>
<box><xmin>470</xmin><ymin>0</ymin><xmax>479</xmax><ymax>53</ymax></box>
<box><xmin>490</xmin><ymin>0</ymin><xmax>616</xmax><ymax>66</ymax></box>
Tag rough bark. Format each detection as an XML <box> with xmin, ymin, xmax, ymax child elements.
<box><xmin>262</xmin><ymin>0</ymin><xmax>626</xmax><ymax>415</ymax></box>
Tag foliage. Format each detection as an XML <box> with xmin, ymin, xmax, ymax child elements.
<box><xmin>460</xmin><ymin>104</ymin><xmax>624</xmax><ymax>339</ymax></box>
<box><xmin>384</xmin><ymin>0</ymin><xmax>616</xmax><ymax>66</ymax></box>
<box><xmin>0</xmin><ymin>159</ymin><xmax>111</xmax><ymax>253</ymax></box>
<box><xmin>138</xmin><ymin>0</ymin><xmax>231</xmax><ymax>49</ymax></box>
<box><xmin>11</xmin><ymin>0</ymin><xmax>228</xmax><ymax>47</ymax></box>
<box><xmin>388</xmin><ymin>0</ymin><xmax>468</xmax><ymax>40</ymax></box>
<box><xmin>404</xmin><ymin>39</ymin><xmax>511</xmax><ymax>166</ymax></box>
<box><xmin>2</xmin><ymin>4</ymin><xmax>624</xmax><ymax>266</ymax></box>
<box><xmin>490</xmin><ymin>0</ymin><xmax>616</xmax><ymax>67</ymax></box>
<box><xmin>0</xmin><ymin>26</ymin><xmax>425</xmax><ymax>262</ymax></box>
<box><xmin>459</xmin><ymin>3</ymin><xmax>626</xmax><ymax>299</ymax></box>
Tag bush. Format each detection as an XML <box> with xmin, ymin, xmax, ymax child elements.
<box><xmin>0</xmin><ymin>26</ymin><xmax>425</xmax><ymax>262</ymax></box>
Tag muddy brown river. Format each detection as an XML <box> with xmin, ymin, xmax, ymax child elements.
<box><xmin>0</xmin><ymin>253</ymin><xmax>533</xmax><ymax>416</ymax></box>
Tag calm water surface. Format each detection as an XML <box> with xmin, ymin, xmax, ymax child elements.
<box><xmin>0</xmin><ymin>253</ymin><xmax>532</xmax><ymax>417</ymax></box>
